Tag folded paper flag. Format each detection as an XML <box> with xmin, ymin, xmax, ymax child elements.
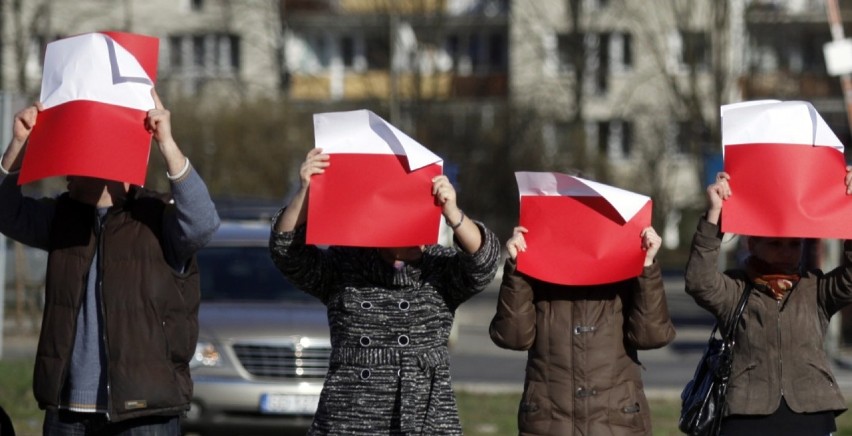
<box><xmin>515</xmin><ymin>171</ymin><xmax>652</xmax><ymax>285</ymax></box>
<box><xmin>19</xmin><ymin>31</ymin><xmax>159</xmax><ymax>186</ymax></box>
<box><xmin>721</xmin><ymin>100</ymin><xmax>852</xmax><ymax>238</ymax></box>
<box><xmin>307</xmin><ymin>109</ymin><xmax>444</xmax><ymax>247</ymax></box>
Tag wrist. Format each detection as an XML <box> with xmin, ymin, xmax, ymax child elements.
<box><xmin>444</xmin><ymin>209</ymin><xmax>465</xmax><ymax>230</ymax></box>
<box><xmin>706</xmin><ymin>208</ymin><xmax>721</xmax><ymax>225</ymax></box>
<box><xmin>166</xmin><ymin>157</ymin><xmax>191</xmax><ymax>181</ymax></box>
<box><xmin>157</xmin><ymin>138</ymin><xmax>178</xmax><ymax>154</ymax></box>
<box><xmin>0</xmin><ymin>161</ymin><xmax>16</xmax><ymax>175</ymax></box>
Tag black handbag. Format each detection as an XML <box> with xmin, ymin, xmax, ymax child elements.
<box><xmin>678</xmin><ymin>285</ymin><xmax>751</xmax><ymax>436</ymax></box>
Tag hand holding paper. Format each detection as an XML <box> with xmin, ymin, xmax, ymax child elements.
<box><xmin>641</xmin><ymin>226</ymin><xmax>662</xmax><ymax>267</ymax></box>
<box><xmin>705</xmin><ymin>171</ymin><xmax>731</xmax><ymax>225</ymax></box>
<box><xmin>1</xmin><ymin>104</ymin><xmax>42</xmax><ymax>174</ymax></box>
<box><xmin>505</xmin><ymin>226</ymin><xmax>529</xmax><ymax>260</ymax></box>
<box><xmin>846</xmin><ymin>166</ymin><xmax>852</xmax><ymax>196</ymax></box>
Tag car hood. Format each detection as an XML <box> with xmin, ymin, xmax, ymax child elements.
<box><xmin>198</xmin><ymin>302</ymin><xmax>330</xmax><ymax>342</ymax></box>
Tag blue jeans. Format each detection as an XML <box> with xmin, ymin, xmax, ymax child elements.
<box><xmin>43</xmin><ymin>409</ymin><xmax>180</xmax><ymax>436</ymax></box>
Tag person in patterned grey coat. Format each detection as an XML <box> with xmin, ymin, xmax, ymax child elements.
<box><xmin>270</xmin><ymin>148</ymin><xmax>500</xmax><ymax>435</ymax></box>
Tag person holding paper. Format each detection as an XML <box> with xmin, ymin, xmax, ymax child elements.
<box><xmin>684</xmin><ymin>171</ymin><xmax>852</xmax><ymax>436</ymax></box>
<box><xmin>0</xmin><ymin>91</ymin><xmax>220</xmax><ymax>435</ymax></box>
<box><xmin>489</xmin><ymin>224</ymin><xmax>675</xmax><ymax>435</ymax></box>
<box><xmin>270</xmin><ymin>148</ymin><xmax>500</xmax><ymax>435</ymax></box>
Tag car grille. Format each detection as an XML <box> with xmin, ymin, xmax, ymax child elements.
<box><xmin>232</xmin><ymin>342</ymin><xmax>331</xmax><ymax>379</ymax></box>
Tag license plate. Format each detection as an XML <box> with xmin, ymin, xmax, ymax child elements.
<box><xmin>259</xmin><ymin>393</ymin><xmax>319</xmax><ymax>415</ymax></box>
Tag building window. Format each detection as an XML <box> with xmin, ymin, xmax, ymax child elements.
<box><xmin>365</xmin><ymin>35</ymin><xmax>390</xmax><ymax>70</ymax></box>
<box><xmin>337</xmin><ymin>36</ymin><xmax>354</xmax><ymax>69</ymax></box>
<box><xmin>670</xmin><ymin>120</ymin><xmax>710</xmax><ymax>155</ymax></box>
<box><xmin>556</xmin><ymin>32</ymin><xmax>629</xmax><ymax>89</ymax></box>
<box><xmin>166</xmin><ymin>33</ymin><xmax>241</xmax><ymax>88</ymax></box>
<box><xmin>801</xmin><ymin>32</ymin><xmax>830</xmax><ymax>73</ymax></box>
<box><xmin>298</xmin><ymin>35</ymin><xmax>330</xmax><ymax>72</ymax></box>
<box><xmin>489</xmin><ymin>32</ymin><xmax>507</xmax><ymax>70</ymax></box>
<box><xmin>584</xmin><ymin>0</ymin><xmax>609</xmax><ymax>10</ymax></box>
<box><xmin>584</xmin><ymin>33</ymin><xmax>609</xmax><ymax>95</ymax></box>
<box><xmin>26</xmin><ymin>34</ymin><xmax>52</xmax><ymax>77</ymax></box>
<box><xmin>596</xmin><ymin>119</ymin><xmax>633</xmax><ymax>159</ymax></box>
<box><xmin>556</xmin><ymin>33</ymin><xmax>579</xmax><ymax>73</ymax></box>
<box><xmin>443</xmin><ymin>31</ymin><xmax>507</xmax><ymax>75</ymax></box>
<box><xmin>610</xmin><ymin>32</ymin><xmax>632</xmax><ymax>72</ymax></box>
<box><xmin>679</xmin><ymin>30</ymin><xmax>711</xmax><ymax>71</ymax></box>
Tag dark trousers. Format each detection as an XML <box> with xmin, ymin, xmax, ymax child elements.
<box><xmin>43</xmin><ymin>409</ymin><xmax>179</xmax><ymax>436</ymax></box>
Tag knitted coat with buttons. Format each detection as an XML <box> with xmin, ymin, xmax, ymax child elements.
<box><xmin>270</xmin><ymin>222</ymin><xmax>500</xmax><ymax>435</ymax></box>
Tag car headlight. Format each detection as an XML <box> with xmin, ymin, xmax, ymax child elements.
<box><xmin>191</xmin><ymin>341</ymin><xmax>222</xmax><ymax>368</ymax></box>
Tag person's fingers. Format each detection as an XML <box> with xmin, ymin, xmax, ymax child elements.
<box><xmin>846</xmin><ymin>167</ymin><xmax>852</xmax><ymax>195</ymax></box>
<box><xmin>151</xmin><ymin>88</ymin><xmax>164</xmax><ymax>110</ymax></box>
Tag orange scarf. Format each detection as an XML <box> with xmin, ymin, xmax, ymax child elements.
<box><xmin>745</xmin><ymin>256</ymin><xmax>800</xmax><ymax>300</ymax></box>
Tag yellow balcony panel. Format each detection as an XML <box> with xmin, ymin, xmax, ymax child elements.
<box><xmin>290</xmin><ymin>75</ymin><xmax>332</xmax><ymax>100</ymax></box>
<box><xmin>339</xmin><ymin>0</ymin><xmax>445</xmax><ymax>14</ymax></box>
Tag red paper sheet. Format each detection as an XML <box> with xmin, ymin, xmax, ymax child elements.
<box><xmin>517</xmin><ymin>196</ymin><xmax>652</xmax><ymax>285</ymax></box>
<box><xmin>20</xmin><ymin>100</ymin><xmax>151</xmax><ymax>185</ymax></box>
<box><xmin>306</xmin><ymin>153</ymin><xmax>443</xmax><ymax>247</ymax></box>
<box><xmin>723</xmin><ymin>143</ymin><xmax>852</xmax><ymax>239</ymax></box>
<box><xmin>18</xmin><ymin>32</ymin><xmax>158</xmax><ymax>185</ymax></box>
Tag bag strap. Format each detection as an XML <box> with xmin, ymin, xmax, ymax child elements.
<box><xmin>722</xmin><ymin>284</ymin><xmax>752</xmax><ymax>344</ymax></box>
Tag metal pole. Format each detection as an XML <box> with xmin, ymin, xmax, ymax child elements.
<box><xmin>0</xmin><ymin>92</ymin><xmax>11</xmax><ymax>360</ymax></box>
<box><xmin>826</xmin><ymin>0</ymin><xmax>852</xmax><ymax>139</ymax></box>
<box><xmin>825</xmin><ymin>0</ymin><xmax>852</xmax><ymax>361</ymax></box>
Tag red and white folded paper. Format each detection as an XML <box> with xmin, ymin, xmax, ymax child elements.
<box><xmin>307</xmin><ymin>110</ymin><xmax>444</xmax><ymax>247</ymax></box>
<box><xmin>19</xmin><ymin>31</ymin><xmax>159</xmax><ymax>186</ymax></box>
<box><xmin>515</xmin><ymin>171</ymin><xmax>652</xmax><ymax>286</ymax></box>
<box><xmin>721</xmin><ymin>100</ymin><xmax>852</xmax><ymax>238</ymax></box>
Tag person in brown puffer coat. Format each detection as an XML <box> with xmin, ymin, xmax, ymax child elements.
<box><xmin>490</xmin><ymin>225</ymin><xmax>676</xmax><ymax>436</ymax></box>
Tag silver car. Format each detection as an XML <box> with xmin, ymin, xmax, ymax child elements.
<box><xmin>181</xmin><ymin>220</ymin><xmax>331</xmax><ymax>436</ymax></box>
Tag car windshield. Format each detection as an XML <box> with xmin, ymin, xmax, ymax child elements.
<box><xmin>197</xmin><ymin>246</ymin><xmax>313</xmax><ymax>302</ymax></box>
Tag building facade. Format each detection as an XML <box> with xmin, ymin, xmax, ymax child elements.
<box><xmin>509</xmin><ymin>0</ymin><xmax>746</xmax><ymax>250</ymax></box>
<box><xmin>0</xmin><ymin>0</ymin><xmax>282</xmax><ymax>102</ymax></box>
<box><xmin>743</xmin><ymin>0</ymin><xmax>852</xmax><ymax>147</ymax></box>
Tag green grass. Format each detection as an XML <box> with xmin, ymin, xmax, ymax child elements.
<box><xmin>0</xmin><ymin>359</ymin><xmax>42</xmax><ymax>436</ymax></box>
<box><xmin>458</xmin><ymin>392</ymin><xmax>852</xmax><ymax>436</ymax></box>
<box><xmin>5</xmin><ymin>358</ymin><xmax>852</xmax><ymax>436</ymax></box>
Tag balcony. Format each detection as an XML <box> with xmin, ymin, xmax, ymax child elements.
<box><xmin>288</xmin><ymin>71</ymin><xmax>507</xmax><ymax>101</ymax></box>
<box><xmin>739</xmin><ymin>71</ymin><xmax>843</xmax><ymax>100</ymax></box>
<box><xmin>746</xmin><ymin>0</ymin><xmax>852</xmax><ymax>25</ymax></box>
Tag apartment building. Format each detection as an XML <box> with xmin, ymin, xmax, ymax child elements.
<box><xmin>509</xmin><ymin>0</ymin><xmax>747</xmax><ymax>251</ymax></box>
<box><xmin>743</xmin><ymin>0</ymin><xmax>852</xmax><ymax>146</ymax></box>
<box><xmin>1</xmin><ymin>1</ymin><xmax>508</xmax><ymax>103</ymax></box>
<box><xmin>0</xmin><ymin>0</ymin><xmax>281</xmax><ymax>101</ymax></box>
<box><xmin>0</xmin><ymin>0</ymin><xmax>514</xmax><ymax>231</ymax></box>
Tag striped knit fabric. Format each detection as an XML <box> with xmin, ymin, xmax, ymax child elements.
<box><xmin>270</xmin><ymin>221</ymin><xmax>500</xmax><ymax>435</ymax></box>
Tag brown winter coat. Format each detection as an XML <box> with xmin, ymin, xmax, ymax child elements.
<box><xmin>684</xmin><ymin>218</ymin><xmax>851</xmax><ymax>417</ymax></box>
<box><xmin>489</xmin><ymin>258</ymin><xmax>676</xmax><ymax>436</ymax></box>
